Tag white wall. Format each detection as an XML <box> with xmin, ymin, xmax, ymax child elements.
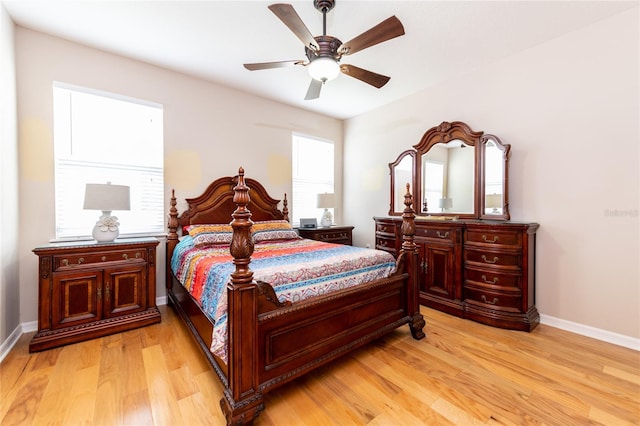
<box><xmin>0</xmin><ymin>3</ymin><xmax>19</xmax><ymax>354</ymax></box>
<box><xmin>14</xmin><ymin>28</ymin><xmax>343</xmax><ymax>325</ymax></box>
<box><xmin>344</xmin><ymin>8</ymin><xmax>639</xmax><ymax>339</ymax></box>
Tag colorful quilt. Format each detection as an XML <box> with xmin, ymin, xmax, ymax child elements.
<box><xmin>171</xmin><ymin>234</ymin><xmax>397</xmax><ymax>363</ymax></box>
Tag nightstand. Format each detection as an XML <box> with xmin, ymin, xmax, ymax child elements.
<box><xmin>30</xmin><ymin>237</ymin><xmax>161</xmax><ymax>352</ymax></box>
<box><xmin>298</xmin><ymin>225</ymin><xmax>354</xmax><ymax>245</ymax></box>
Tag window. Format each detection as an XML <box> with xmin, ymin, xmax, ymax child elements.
<box><xmin>291</xmin><ymin>134</ymin><xmax>334</xmax><ymax>226</ymax></box>
<box><xmin>53</xmin><ymin>83</ymin><xmax>164</xmax><ymax>239</ymax></box>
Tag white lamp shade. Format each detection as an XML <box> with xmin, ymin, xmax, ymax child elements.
<box><xmin>308</xmin><ymin>57</ymin><xmax>340</xmax><ymax>82</ymax></box>
<box><xmin>486</xmin><ymin>193</ymin><xmax>502</xmax><ymax>209</ymax></box>
<box><xmin>438</xmin><ymin>198</ymin><xmax>453</xmax><ymax>209</ymax></box>
<box><xmin>83</xmin><ymin>183</ymin><xmax>131</xmax><ymax>211</ymax></box>
<box><xmin>317</xmin><ymin>193</ymin><xmax>336</xmax><ymax>209</ymax></box>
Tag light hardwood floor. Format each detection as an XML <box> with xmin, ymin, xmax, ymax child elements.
<box><xmin>2</xmin><ymin>305</ymin><xmax>638</xmax><ymax>425</ymax></box>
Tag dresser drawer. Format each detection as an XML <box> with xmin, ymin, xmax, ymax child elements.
<box><xmin>464</xmin><ymin>249</ymin><xmax>521</xmax><ymax>270</ymax></box>
<box><xmin>53</xmin><ymin>248</ymin><xmax>147</xmax><ymax>270</ymax></box>
<box><xmin>375</xmin><ymin>222</ymin><xmax>397</xmax><ymax>236</ymax></box>
<box><xmin>464</xmin><ymin>286</ymin><xmax>522</xmax><ymax>312</ymax></box>
<box><xmin>464</xmin><ymin>268</ymin><xmax>521</xmax><ymax>292</ymax></box>
<box><xmin>415</xmin><ymin>226</ymin><xmax>455</xmax><ymax>242</ymax></box>
<box><xmin>464</xmin><ymin>229</ymin><xmax>522</xmax><ymax>249</ymax></box>
<box><xmin>375</xmin><ymin>236</ymin><xmax>398</xmax><ymax>256</ymax></box>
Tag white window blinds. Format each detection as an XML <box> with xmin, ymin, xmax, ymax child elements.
<box><xmin>53</xmin><ymin>84</ymin><xmax>164</xmax><ymax>239</ymax></box>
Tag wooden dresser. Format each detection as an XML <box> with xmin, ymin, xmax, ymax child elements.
<box><xmin>298</xmin><ymin>225</ymin><xmax>354</xmax><ymax>245</ymax></box>
<box><xmin>374</xmin><ymin>217</ymin><xmax>539</xmax><ymax>331</ymax></box>
<box><xmin>30</xmin><ymin>238</ymin><xmax>161</xmax><ymax>352</ymax></box>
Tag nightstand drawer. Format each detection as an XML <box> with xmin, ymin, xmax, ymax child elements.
<box><xmin>53</xmin><ymin>249</ymin><xmax>147</xmax><ymax>270</ymax></box>
<box><xmin>298</xmin><ymin>226</ymin><xmax>353</xmax><ymax>246</ymax></box>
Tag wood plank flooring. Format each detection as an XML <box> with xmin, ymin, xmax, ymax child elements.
<box><xmin>2</xmin><ymin>305</ymin><xmax>638</xmax><ymax>425</ymax></box>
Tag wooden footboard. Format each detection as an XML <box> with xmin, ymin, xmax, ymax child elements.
<box><xmin>166</xmin><ymin>168</ymin><xmax>424</xmax><ymax>425</ymax></box>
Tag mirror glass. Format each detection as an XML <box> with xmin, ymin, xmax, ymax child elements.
<box><xmin>421</xmin><ymin>139</ymin><xmax>475</xmax><ymax>214</ymax></box>
<box><xmin>393</xmin><ymin>154</ymin><xmax>414</xmax><ymax>213</ymax></box>
<box><xmin>484</xmin><ymin>139</ymin><xmax>504</xmax><ymax>215</ymax></box>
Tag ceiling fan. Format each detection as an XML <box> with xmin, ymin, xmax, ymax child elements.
<box><xmin>243</xmin><ymin>1</ymin><xmax>405</xmax><ymax>100</ymax></box>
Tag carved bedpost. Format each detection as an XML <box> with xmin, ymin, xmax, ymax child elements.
<box><xmin>282</xmin><ymin>193</ymin><xmax>289</xmax><ymax>222</ymax></box>
<box><xmin>166</xmin><ymin>189</ymin><xmax>179</xmax><ymax>294</ymax></box>
<box><xmin>401</xmin><ymin>183</ymin><xmax>426</xmax><ymax>340</ymax></box>
<box><xmin>221</xmin><ymin>167</ymin><xmax>264</xmax><ymax>425</ymax></box>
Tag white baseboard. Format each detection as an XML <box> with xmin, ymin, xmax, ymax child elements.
<box><xmin>0</xmin><ymin>320</ymin><xmax>35</xmax><ymax>363</ymax></box>
<box><xmin>540</xmin><ymin>314</ymin><xmax>639</xmax><ymax>351</ymax></box>
<box><xmin>0</xmin><ymin>324</ymin><xmax>23</xmax><ymax>363</ymax></box>
<box><xmin>3</xmin><ymin>307</ymin><xmax>636</xmax><ymax>363</ymax></box>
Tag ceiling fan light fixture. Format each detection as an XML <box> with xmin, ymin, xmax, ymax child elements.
<box><xmin>308</xmin><ymin>57</ymin><xmax>340</xmax><ymax>82</ymax></box>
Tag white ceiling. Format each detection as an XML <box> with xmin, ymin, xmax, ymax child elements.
<box><xmin>4</xmin><ymin>0</ymin><xmax>637</xmax><ymax>120</ymax></box>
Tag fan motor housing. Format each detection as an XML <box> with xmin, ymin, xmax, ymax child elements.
<box><xmin>306</xmin><ymin>35</ymin><xmax>342</xmax><ymax>62</ymax></box>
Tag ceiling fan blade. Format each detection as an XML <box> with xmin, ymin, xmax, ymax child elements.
<box><xmin>243</xmin><ymin>60</ymin><xmax>304</xmax><ymax>71</ymax></box>
<box><xmin>304</xmin><ymin>79</ymin><xmax>323</xmax><ymax>100</ymax></box>
<box><xmin>268</xmin><ymin>3</ymin><xmax>318</xmax><ymax>51</ymax></box>
<box><xmin>340</xmin><ymin>64</ymin><xmax>390</xmax><ymax>88</ymax></box>
<box><xmin>338</xmin><ymin>16</ymin><xmax>405</xmax><ymax>56</ymax></box>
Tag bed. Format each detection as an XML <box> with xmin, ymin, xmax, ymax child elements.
<box><xmin>165</xmin><ymin>167</ymin><xmax>424</xmax><ymax>425</ymax></box>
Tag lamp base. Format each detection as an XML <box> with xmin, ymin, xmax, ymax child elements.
<box><xmin>321</xmin><ymin>208</ymin><xmax>333</xmax><ymax>227</ymax></box>
<box><xmin>92</xmin><ymin>211</ymin><xmax>120</xmax><ymax>242</ymax></box>
<box><xmin>93</xmin><ymin>226</ymin><xmax>119</xmax><ymax>242</ymax></box>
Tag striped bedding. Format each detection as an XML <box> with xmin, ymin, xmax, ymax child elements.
<box><xmin>171</xmin><ymin>235</ymin><xmax>397</xmax><ymax>363</ymax></box>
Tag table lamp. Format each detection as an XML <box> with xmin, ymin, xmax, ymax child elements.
<box><xmin>83</xmin><ymin>182</ymin><xmax>130</xmax><ymax>242</ymax></box>
<box><xmin>317</xmin><ymin>193</ymin><xmax>336</xmax><ymax>227</ymax></box>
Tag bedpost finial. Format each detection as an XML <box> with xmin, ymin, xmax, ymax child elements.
<box><xmin>230</xmin><ymin>166</ymin><xmax>254</xmax><ymax>284</ymax></box>
<box><xmin>401</xmin><ymin>183</ymin><xmax>417</xmax><ymax>251</ymax></box>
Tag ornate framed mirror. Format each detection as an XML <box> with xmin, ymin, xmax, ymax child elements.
<box><xmin>389</xmin><ymin>121</ymin><xmax>510</xmax><ymax>220</ymax></box>
<box><xmin>480</xmin><ymin>134</ymin><xmax>511</xmax><ymax>220</ymax></box>
<box><xmin>388</xmin><ymin>150</ymin><xmax>416</xmax><ymax>216</ymax></box>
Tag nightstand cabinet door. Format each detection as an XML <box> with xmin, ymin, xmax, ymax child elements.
<box><xmin>103</xmin><ymin>265</ymin><xmax>146</xmax><ymax>318</ymax></box>
<box><xmin>52</xmin><ymin>270</ymin><xmax>102</xmax><ymax>329</ymax></box>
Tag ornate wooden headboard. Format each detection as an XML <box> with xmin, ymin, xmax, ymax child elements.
<box><xmin>167</xmin><ymin>170</ymin><xmax>288</xmax><ymax>239</ymax></box>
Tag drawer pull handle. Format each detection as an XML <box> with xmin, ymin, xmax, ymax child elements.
<box><xmin>136</xmin><ymin>253</ymin><xmax>141</xmax><ymax>259</ymax></box>
<box><xmin>482</xmin><ymin>255</ymin><xmax>499</xmax><ymax>264</ymax></box>
<box><xmin>437</xmin><ymin>231</ymin><xmax>449</xmax><ymax>238</ymax></box>
<box><xmin>123</xmin><ymin>254</ymin><xmax>128</xmax><ymax>260</ymax></box>
<box><xmin>421</xmin><ymin>260</ymin><xmax>428</xmax><ymax>273</ymax></box>
<box><xmin>481</xmin><ymin>295</ymin><xmax>499</xmax><ymax>305</ymax></box>
<box><xmin>482</xmin><ymin>235</ymin><xmax>499</xmax><ymax>243</ymax></box>
<box><xmin>101</xmin><ymin>256</ymin><xmax>107</xmax><ymax>261</ymax></box>
<box><xmin>61</xmin><ymin>259</ymin><xmax>68</xmax><ymax>266</ymax></box>
<box><xmin>379</xmin><ymin>240</ymin><xmax>388</xmax><ymax>247</ymax></box>
<box><xmin>77</xmin><ymin>258</ymin><xmax>84</xmax><ymax>264</ymax></box>
<box><xmin>481</xmin><ymin>275</ymin><xmax>498</xmax><ymax>284</ymax></box>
